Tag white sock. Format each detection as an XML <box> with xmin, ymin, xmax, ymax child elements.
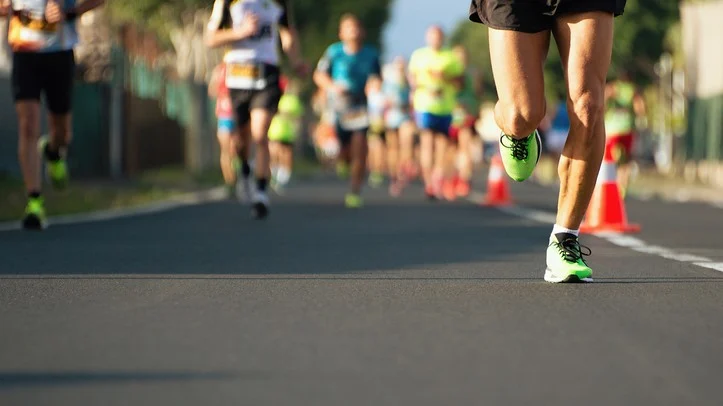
<box><xmin>551</xmin><ymin>224</ymin><xmax>579</xmax><ymax>238</ymax></box>
<box><xmin>276</xmin><ymin>167</ymin><xmax>291</xmax><ymax>185</ymax></box>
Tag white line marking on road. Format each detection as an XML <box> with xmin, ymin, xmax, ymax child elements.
<box><xmin>0</xmin><ymin>187</ymin><xmax>226</xmax><ymax>232</ymax></box>
<box><xmin>693</xmin><ymin>262</ymin><xmax>723</xmax><ymax>272</ymax></box>
<box><xmin>467</xmin><ymin>192</ymin><xmax>721</xmax><ymax>273</ymax></box>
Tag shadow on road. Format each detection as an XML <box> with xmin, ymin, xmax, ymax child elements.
<box><xmin>0</xmin><ymin>370</ymin><xmax>251</xmax><ymax>389</ymax></box>
<box><xmin>0</xmin><ymin>182</ymin><xmax>551</xmax><ymax>277</ymax></box>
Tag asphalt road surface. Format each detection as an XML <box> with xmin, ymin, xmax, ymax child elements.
<box><xmin>1</xmin><ymin>174</ymin><xmax>722</xmax><ymax>405</ymax></box>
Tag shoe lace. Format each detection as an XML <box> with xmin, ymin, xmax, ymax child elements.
<box><xmin>499</xmin><ymin>135</ymin><xmax>529</xmax><ymax>161</ymax></box>
<box><xmin>553</xmin><ymin>238</ymin><xmax>592</xmax><ymax>264</ymax></box>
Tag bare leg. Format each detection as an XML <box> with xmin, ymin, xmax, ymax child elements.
<box><xmin>249</xmin><ymin>108</ymin><xmax>274</xmax><ymax>181</ymax></box>
<box><xmin>488</xmin><ymin>28</ymin><xmax>550</xmax><ymax>139</ymax></box>
<box><xmin>17</xmin><ymin>101</ymin><xmax>42</xmax><ymax>194</ymax></box>
<box><xmin>385</xmin><ymin>130</ymin><xmax>399</xmax><ymax>179</ymax></box>
<box><xmin>350</xmin><ymin>132</ymin><xmax>368</xmax><ymax>194</ymax></box>
<box><xmin>553</xmin><ymin>12</ymin><xmax>614</xmax><ymax>228</ymax></box>
<box><xmin>419</xmin><ymin>130</ymin><xmax>434</xmax><ymax>188</ymax></box>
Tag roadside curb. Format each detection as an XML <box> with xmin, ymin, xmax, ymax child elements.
<box><xmin>0</xmin><ymin>187</ymin><xmax>226</xmax><ymax>232</ymax></box>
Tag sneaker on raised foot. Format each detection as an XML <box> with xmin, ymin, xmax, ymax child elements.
<box><xmin>499</xmin><ymin>130</ymin><xmax>542</xmax><ymax>182</ymax></box>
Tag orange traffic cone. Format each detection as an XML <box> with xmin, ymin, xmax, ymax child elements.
<box><xmin>483</xmin><ymin>154</ymin><xmax>513</xmax><ymax>206</ymax></box>
<box><xmin>579</xmin><ymin>159</ymin><xmax>640</xmax><ymax>234</ymax></box>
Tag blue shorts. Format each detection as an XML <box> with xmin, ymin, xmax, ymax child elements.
<box><xmin>416</xmin><ymin>112</ymin><xmax>452</xmax><ymax>135</ymax></box>
<box><xmin>217</xmin><ymin>118</ymin><xmax>236</xmax><ymax>133</ymax></box>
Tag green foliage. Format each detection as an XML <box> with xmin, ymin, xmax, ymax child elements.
<box><xmin>107</xmin><ymin>0</ymin><xmax>392</xmax><ymax>66</ymax></box>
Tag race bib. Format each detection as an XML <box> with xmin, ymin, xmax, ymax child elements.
<box><xmin>8</xmin><ymin>13</ymin><xmax>60</xmax><ymax>52</ymax></box>
<box><xmin>225</xmin><ymin>62</ymin><xmax>266</xmax><ymax>90</ymax></box>
<box><xmin>339</xmin><ymin>106</ymin><xmax>370</xmax><ymax>131</ymax></box>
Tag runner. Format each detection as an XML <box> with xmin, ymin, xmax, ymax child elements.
<box><xmin>444</xmin><ymin>45</ymin><xmax>478</xmax><ymax>200</ymax></box>
<box><xmin>1</xmin><ymin>0</ymin><xmax>105</xmax><ymax>230</ymax></box>
<box><xmin>382</xmin><ymin>57</ymin><xmax>415</xmax><ymax>197</ymax></box>
<box><xmin>314</xmin><ymin>13</ymin><xmax>381</xmax><ymax>208</ymax></box>
<box><xmin>408</xmin><ymin>26</ymin><xmax>464</xmax><ymax>200</ymax></box>
<box><xmin>268</xmin><ymin>77</ymin><xmax>304</xmax><ymax>193</ymax></box>
<box><xmin>604</xmin><ymin>70</ymin><xmax>646</xmax><ymax>198</ymax></box>
<box><xmin>469</xmin><ymin>0</ymin><xmax>626</xmax><ymax>282</ymax></box>
<box><xmin>366</xmin><ymin>74</ymin><xmax>387</xmax><ymax>188</ymax></box>
<box><xmin>207</xmin><ymin>0</ymin><xmax>306</xmax><ymax>219</ymax></box>
<box><xmin>208</xmin><ymin>61</ymin><xmax>244</xmax><ymax>199</ymax></box>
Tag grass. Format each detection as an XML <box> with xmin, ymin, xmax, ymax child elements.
<box><xmin>0</xmin><ymin>158</ymin><xmax>322</xmax><ymax>222</ymax></box>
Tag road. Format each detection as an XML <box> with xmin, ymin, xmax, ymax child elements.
<box><xmin>1</xmin><ymin>174</ymin><xmax>722</xmax><ymax>405</ymax></box>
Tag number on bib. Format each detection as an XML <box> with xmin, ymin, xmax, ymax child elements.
<box><xmin>225</xmin><ymin>63</ymin><xmax>266</xmax><ymax>90</ymax></box>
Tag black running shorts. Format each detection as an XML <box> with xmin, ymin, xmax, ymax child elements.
<box><xmin>229</xmin><ymin>63</ymin><xmax>282</xmax><ymax>127</ymax></box>
<box><xmin>12</xmin><ymin>50</ymin><xmax>76</xmax><ymax>114</ymax></box>
<box><xmin>469</xmin><ymin>0</ymin><xmax>627</xmax><ymax>33</ymax></box>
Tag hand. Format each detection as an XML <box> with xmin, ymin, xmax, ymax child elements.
<box><xmin>236</xmin><ymin>12</ymin><xmax>259</xmax><ymax>39</ymax></box>
<box><xmin>45</xmin><ymin>0</ymin><xmax>65</xmax><ymax>24</ymax></box>
<box><xmin>330</xmin><ymin>83</ymin><xmax>347</xmax><ymax>95</ymax></box>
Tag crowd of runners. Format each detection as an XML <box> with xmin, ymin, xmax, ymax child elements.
<box><xmin>5</xmin><ymin>0</ymin><xmax>648</xmax><ymax>283</ymax></box>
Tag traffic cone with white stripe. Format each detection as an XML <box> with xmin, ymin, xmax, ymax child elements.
<box><xmin>483</xmin><ymin>153</ymin><xmax>512</xmax><ymax>206</ymax></box>
<box><xmin>579</xmin><ymin>157</ymin><xmax>640</xmax><ymax>234</ymax></box>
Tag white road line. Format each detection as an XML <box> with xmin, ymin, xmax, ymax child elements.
<box><xmin>468</xmin><ymin>192</ymin><xmax>721</xmax><ymax>274</ymax></box>
<box><xmin>0</xmin><ymin>187</ymin><xmax>226</xmax><ymax>232</ymax></box>
<box><xmin>694</xmin><ymin>262</ymin><xmax>723</xmax><ymax>272</ymax></box>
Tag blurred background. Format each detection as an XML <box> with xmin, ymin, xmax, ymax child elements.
<box><xmin>0</xmin><ymin>0</ymin><xmax>721</xmax><ymax>216</ymax></box>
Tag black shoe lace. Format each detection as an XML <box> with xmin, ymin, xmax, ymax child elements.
<box><xmin>500</xmin><ymin>135</ymin><xmax>529</xmax><ymax>160</ymax></box>
<box><xmin>552</xmin><ymin>237</ymin><xmax>592</xmax><ymax>264</ymax></box>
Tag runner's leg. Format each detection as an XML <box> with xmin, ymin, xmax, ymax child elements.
<box><xmin>488</xmin><ymin>28</ymin><xmax>549</xmax><ymax>181</ymax></box>
<box><xmin>553</xmin><ymin>11</ymin><xmax>614</xmax><ymax>228</ymax></box>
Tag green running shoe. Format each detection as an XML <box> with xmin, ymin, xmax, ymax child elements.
<box><xmin>498</xmin><ymin>130</ymin><xmax>542</xmax><ymax>182</ymax></box>
<box><xmin>22</xmin><ymin>197</ymin><xmax>47</xmax><ymax>230</ymax></box>
<box><xmin>344</xmin><ymin>193</ymin><xmax>363</xmax><ymax>209</ymax></box>
<box><xmin>545</xmin><ymin>233</ymin><xmax>593</xmax><ymax>283</ymax></box>
<box><xmin>368</xmin><ymin>172</ymin><xmax>384</xmax><ymax>188</ymax></box>
<box><xmin>39</xmin><ymin>136</ymin><xmax>69</xmax><ymax>190</ymax></box>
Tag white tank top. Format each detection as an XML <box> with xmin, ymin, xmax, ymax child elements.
<box><xmin>208</xmin><ymin>0</ymin><xmax>284</xmax><ymax>66</ymax></box>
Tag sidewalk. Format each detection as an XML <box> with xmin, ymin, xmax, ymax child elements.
<box><xmin>628</xmin><ymin>169</ymin><xmax>723</xmax><ymax>205</ymax></box>
<box><xmin>533</xmin><ymin>158</ymin><xmax>723</xmax><ymax>207</ymax></box>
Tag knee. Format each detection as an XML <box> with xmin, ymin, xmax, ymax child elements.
<box><xmin>497</xmin><ymin>101</ymin><xmax>545</xmax><ymax>137</ymax></box>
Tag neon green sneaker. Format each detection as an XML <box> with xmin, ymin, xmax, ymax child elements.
<box><xmin>344</xmin><ymin>193</ymin><xmax>364</xmax><ymax>209</ymax></box>
<box><xmin>544</xmin><ymin>233</ymin><xmax>593</xmax><ymax>283</ymax></box>
<box><xmin>39</xmin><ymin>137</ymin><xmax>69</xmax><ymax>190</ymax></box>
<box><xmin>499</xmin><ymin>131</ymin><xmax>542</xmax><ymax>182</ymax></box>
<box><xmin>368</xmin><ymin>172</ymin><xmax>384</xmax><ymax>188</ymax></box>
<box><xmin>22</xmin><ymin>197</ymin><xmax>47</xmax><ymax>230</ymax></box>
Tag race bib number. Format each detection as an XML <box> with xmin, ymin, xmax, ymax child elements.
<box><xmin>339</xmin><ymin>106</ymin><xmax>370</xmax><ymax>131</ymax></box>
<box><xmin>225</xmin><ymin>63</ymin><xmax>266</xmax><ymax>90</ymax></box>
<box><xmin>8</xmin><ymin>15</ymin><xmax>60</xmax><ymax>52</ymax></box>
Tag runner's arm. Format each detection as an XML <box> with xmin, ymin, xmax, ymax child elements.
<box><xmin>277</xmin><ymin>0</ymin><xmax>306</xmax><ymax>73</ymax></box>
<box><xmin>313</xmin><ymin>47</ymin><xmax>336</xmax><ymax>92</ymax></box>
<box><xmin>65</xmin><ymin>0</ymin><xmax>104</xmax><ymax>20</ymax></box>
<box><xmin>205</xmin><ymin>0</ymin><xmax>257</xmax><ymax>48</ymax></box>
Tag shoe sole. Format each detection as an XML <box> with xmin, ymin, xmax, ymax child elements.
<box><xmin>252</xmin><ymin>202</ymin><xmax>269</xmax><ymax>219</ymax></box>
<box><xmin>544</xmin><ymin>268</ymin><xmax>593</xmax><ymax>283</ymax></box>
<box><xmin>22</xmin><ymin>215</ymin><xmax>47</xmax><ymax>231</ymax></box>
